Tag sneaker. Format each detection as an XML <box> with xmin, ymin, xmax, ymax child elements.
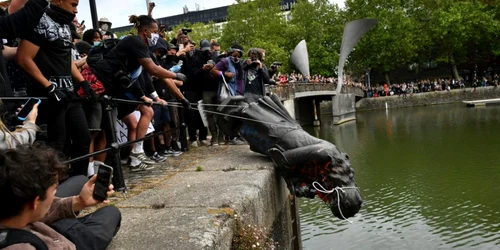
<box><xmin>130</xmin><ymin>163</ymin><xmax>155</xmax><ymax>172</ymax></box>
<box><xmin>211</xmin><ymin>137</ymin><xmax>218</xmax><ymax>146</ymax></box>
<box><xmin>200</xmin><ymin>140</ymin><xmax>211</xmax><ymax>146</ymax></box>
<box><xmin>150</xmin><ymin>152</ymin><xmax>168</xmax><ymax>163</ymax></box>
<box><xmin>120</xmin><ymin>158</ymin><xmax>130</xmax><ymax>165</ymax></box>
<box><xmin>191</xmin><ymin>141</ymin><xmax>199</xmax><ymax>148</ymax></box>
<box><xmin>171</xmin><ymin>141</ymin><xmax>181</xmax><ymax>151</ymax></box>
<box><xmin>130</xmin><ymin>152</ymin><xmax>156</xmax><ymax>165</ymax></box>
<box><xmin>164</xmin><ymin>150</ymin><xmax>182</xmax><ymax>157</ymax></box>
<box><xmin>228</xmin><ymin>138</ymin><xmax>245</xmax><ymax>145</ymax></box>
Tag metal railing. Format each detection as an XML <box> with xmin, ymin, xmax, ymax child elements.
<box><xmin>266</xmin><ymin>82</ymin><xmax>365</xmax><ymax>100</ymax></box>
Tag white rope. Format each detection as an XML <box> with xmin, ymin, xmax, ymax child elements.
<box><xmin>312</xmin><ymin>181</ymin><xmax>359</xmax><ymax>224</ymax></box>
<box><xmin>168</xmin><ymin>103</ymin><xmax>299</xmax><ymax>129</ymax></box>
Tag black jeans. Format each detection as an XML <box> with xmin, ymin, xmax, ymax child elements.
<box><xmin>184</xmin><ymin>90</ymin><xmax>207</xmax><ymax>142</ymax></box>
<box><xmin>51</xmin><ymin>206</ymin><xmax>121</xmax><ymax>250</ymax></box>
<box><xmin>43</xmin><ymin>101</ymin><xmax>91</xmax><ymax>177</ymax></box>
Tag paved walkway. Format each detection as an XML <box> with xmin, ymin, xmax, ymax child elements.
<box><xmin>105</xmin><ymin>144</ymin><xmax>285</xmax><ymax>250</ymax></box>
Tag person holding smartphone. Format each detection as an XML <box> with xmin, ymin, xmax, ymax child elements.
<box><xmin>0</xmin><ymin>99</ymin><xmax>38</xmax><ymax>150</ymax></box>
<box><xmin>0</xmin><ymin>143</ymin><xmax>121</xmax><ymax>249</ymax></box>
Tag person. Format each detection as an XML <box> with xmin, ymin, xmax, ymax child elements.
<box><xmin>0</xmin><ymin>0</ymin><xmax>49</xmax><ymax>100</ymax></box>
<box><xmin>89</xmin><ymin>14</ymin><xmax>189</xmax><ymax>171</ymax></box>
<box><xmin>16</xmin><ymin>0</ymin><xmax>92</xmax><ymax>177</ymax></box>
<box><xmin>0</xmin><ymin>99</ymin><xmax>38</xmax><ymax>150</ymax></box>
<box><xmin>82</xmin><ymin>28</ymin><xmax>102</xmax><ymax>46</ymax></box>
<box><xmin>75</xmin><ymin>41</ymin><xmax>107</xmax><ymax>177</ymax></box>
<box><xmin>242</xmin><ymin>48</ymin><xmax>275</xmax><ymax>103</ymax></box>
<box><xmin>0</xmin><ymin>143</ymin><xmax>121</xmax><ymax>250</ymax></box>
<box><xmin>210</xmin><ymin>43</ymin><xmax>246</xmax><ymax>145</ymax></box>
<box><xmin>201</xmin><ymin>40</ymin><xmax>222</xmax><ymax>145</ymax></box>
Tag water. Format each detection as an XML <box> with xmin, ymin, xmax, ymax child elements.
<box><xmin>300</xmin><ymin>104</ymin><xmax>500</xmax><ymax>250</ymax></box>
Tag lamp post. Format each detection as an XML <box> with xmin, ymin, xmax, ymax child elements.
<box><xmin>89</xmin><ymin>0</ymin><xmax>99</xmax><ymax>29</ymax></box>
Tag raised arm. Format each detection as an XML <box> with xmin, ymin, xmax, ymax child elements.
<box><xmin>1</xmin><ymin>0</ymin><xmax>48</xmax><ymax>38</ymax></box>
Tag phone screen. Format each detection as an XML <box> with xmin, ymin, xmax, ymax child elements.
<box><xmin>92</xmin><ymin>165</ymin><xmax>113</xmax><ymax>201</ymax></box>
<box><xmin>17</xmin><ymin>98</ymin><xmax>40</xmax><ymax>120</ymax></box>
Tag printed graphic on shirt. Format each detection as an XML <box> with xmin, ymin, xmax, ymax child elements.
<box><xmin>35</xmin><ymin>13</ymin><xmax>72</xmax><ymax>46</ymax></box>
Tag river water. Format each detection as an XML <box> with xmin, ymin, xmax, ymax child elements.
<box><xmin>300</xmin><ymin>104</ymin><xmax>500</xmax><ymax>250</ymax></box>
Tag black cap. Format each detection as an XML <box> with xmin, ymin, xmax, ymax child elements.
<box><xmin>75</xmin><ymin>41</ymin><xmax>92</xmax><ymax>55</ymax></box>
<box><xmin>149</xmin><ymin>38</ymin><xmax>169</xmax><ymax>53</ymax></box>
<box><xmin>200</xmin><ymin>39</ymin><xmax>210</xmax><ymax>51</ymax></box>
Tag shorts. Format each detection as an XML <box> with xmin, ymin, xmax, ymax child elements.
<box><xmin>83</xmin><ymin>101</ymin><xmax>103</xmax><ymax>131</ymax></box>
<box><xmin>116</xmin><ymin>92</ymin><xmax>139</xmax><ymax>120</ymax></box>
<box><xmin>153</xmin><ymin>105</ymin><xmax>170</xmax><ymax>126</ymax></box>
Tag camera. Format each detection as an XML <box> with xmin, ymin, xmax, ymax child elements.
<box><xmin>272</xmin><ymin>61</ymin><xmax>282</xmax><ymax>66</ymax></box>
<box><xmin>182</xmin><ymin>28</ymin><xmax>192</xmax><ymax>35</ymax></box>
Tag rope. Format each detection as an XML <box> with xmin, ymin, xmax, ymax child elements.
<box><xmin>168</xmin><ymin>103</ymin><xmax>300</xmax><ymax>129</ymax></box>
<box><xmin>312</xmin><ymin>181</ymin><xmax>359</xmax><ymax>223</ymax></box>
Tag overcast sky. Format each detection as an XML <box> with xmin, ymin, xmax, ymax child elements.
<box><xmin>75</xmin><ymin>0</ymin><xmax>346</xmax><ymax>29</ymax></box>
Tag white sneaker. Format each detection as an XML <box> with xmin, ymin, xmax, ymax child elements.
<box><xmin>130</xmin><ymin>152</ymin><xmax>156</xmax><ymax>165</ymax></box>
<box><xmin>200</xmin><ymin>140</ymin><xmax>211</xmax><ymax>146</ymax></box>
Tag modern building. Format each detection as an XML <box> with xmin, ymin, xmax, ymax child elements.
<box><xmin>111</xmin><ymin>0</ymin><xmax>297</xmax><ymax>34</ymax></box>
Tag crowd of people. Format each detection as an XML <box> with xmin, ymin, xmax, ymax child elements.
<box><xmin>0</xmin><ymin>0</ymin><xmax>284</xmax><ymax>249</ymax></box>
<box><xmin>364</xmin><ymin>75</ymin><xmax>499</xmax><ymax>98</ymax></box>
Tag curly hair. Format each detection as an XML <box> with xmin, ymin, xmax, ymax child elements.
<box><xmin>0</xmin><ymin>143</ymin><xmax>66</xmax><ymax>220</ymax></box>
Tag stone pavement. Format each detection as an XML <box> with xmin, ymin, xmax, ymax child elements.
<box><xmin>106</xmin><ymin>144</ymin><xmax>290</xmax><ymax>250</ymax></box>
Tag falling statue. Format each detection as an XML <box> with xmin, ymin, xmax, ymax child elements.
<box><xmin>216</xmin><ymin>19</ymin><xmax>377</xmax><ymax>220</ymax></box>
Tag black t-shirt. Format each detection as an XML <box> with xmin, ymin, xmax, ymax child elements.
<box><xmin>244</xmin><ymin>65</ymin><xmax>264</xmax><ymax>96</ymax></box>
<box><xmin>24</xmin><ymin>13</ymin><xmax>74</xmax><ymax>95</ymax></box>
<box><xmin>111</xmin><ymin>35</ymin><xmax>150</xmax><ymax>73</ymax></box>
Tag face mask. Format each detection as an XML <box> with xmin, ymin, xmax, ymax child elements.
<box><xmin>213</xmin><ymin>51</ymin><xmax>220</xmax><ymax>57</ymax></box>
<box><xmin>231</xmin><ymin>57</ymin><xmax>240</xmax><ymax>63</ymax></box>
<box><xmin>147</xmin><ymin>32</ymin><xmax>159</xmax><ymax>47</ymax></box>
<box><xmin>101</xmin><ymin>24</ymin><xmax>109</xmax><ymax>31</ymax></box>
<box><xmin>93</xmin><ymin>41</ymin><xmax>100</xmax><ymax>47</ymax></box>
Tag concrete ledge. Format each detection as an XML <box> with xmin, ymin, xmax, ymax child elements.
<box><xmin>108</xmin><ymin>146</ymin><xmax>292</xmax><ymax>250</ymax></box>
<box><xmin>333</xmin><ymin>112</ymin><xmax>356</xmax><ymax>125</ymax></box>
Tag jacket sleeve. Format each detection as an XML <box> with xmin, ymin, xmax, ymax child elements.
<box><xmin>0</xmin><ymin>0</ymin><xmax>48</xmax><ymax>39</ymax></box>
<box><xmin>0</xmin><ymin>122</ymin><xmax>38</xmax><ymax>148</ymax></box>
<box><xmin>41</xmin><ymin>197</ymin><xmax>77</xmax><ymax>225</ymax></box>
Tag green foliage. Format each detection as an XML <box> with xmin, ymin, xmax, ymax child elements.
<box><xmin>114</xmin><ymin>27</ymin><xmax>136</xmax><ymax>38</ymax></box>
<box><xmin>220</xmin><ymin>0</ymin><xmax>290</xmax><ymax>71</ymax></box>
<box><xmin>288</xmin><ymin>0</ymin><xmax>344</xmax><ymax>76</ymax></box>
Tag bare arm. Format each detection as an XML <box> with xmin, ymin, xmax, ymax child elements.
<box><xmin>71</xmin><ymin>61</ymin><xmax>85</xmax><ymax>83</ymax></box>
<box><xmin>7</xmin><ymin>0</ymin><xmax>28</xmax><ymax>14</ymax></box>
<box><xmin>74</xmin><ymin>57</ymin><xmax>87</xmax><ymax>69</ymax></box>
<box><xmin>139</xmin><ymin>57</ymin><xmax>177</xmax><ymax>79</ymax></box>
<box><xmin>162</xmin><ymin>78</ymin><xmax>185</xmax><ymax>100</ymax></box>
<box><xmin>16</xmin><ymin>39</ymin><xmax>51</xmax><ymax>88</ymax></box>
<box><xmin>3</xmin><ymin>46</ymin><xmax>17</xmax><ymax>61</ymax></box>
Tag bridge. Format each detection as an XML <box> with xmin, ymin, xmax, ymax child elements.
<box><xmin>265</xmin><ymin>83</ymin><xmax>365</xmax><ymax>126</ymax></box>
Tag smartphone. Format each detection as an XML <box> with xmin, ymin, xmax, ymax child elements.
<box><xmin>17</xmin><ymin>98</ymin><xmax>41</xmax><ymax>121</ymax></box>
<box><xmin>92</xmin><ymin>164</ymin><xmax>114</xmax><ymax>201</ymax></box>
<box><xmin>80</xmin><ymin>20</ymin><xmax>85</xmax><ymax>26</ymax></box>
<box><xmin>178</xmin><ymin>44</ymin><xmax>184</xmax><ymax>50</ymax></box>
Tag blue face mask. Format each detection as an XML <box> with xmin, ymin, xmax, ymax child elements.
<box><xmin>93</xmin><ymin>41</ymin><xmax>100</xmax><ymax>47</ymax></box>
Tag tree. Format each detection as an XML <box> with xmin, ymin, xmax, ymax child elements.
<box><xmin>424</xmin><ymin>0</ymin><xmax>500</xmax><ymax>79</ymax></box>
<box><xmin>288</xmin><ymin>0</ymin><xmax>344</xmax><ymax>76</ymax></box>
<box><xmin>220</xmin><ymin>0</ymin><xmax>290</xmax><ymax>71</ymax></box>
<box><xmin>343</xmin><ymin>0</ymin><xmax>423</xmax><ymax>84</ymax></box>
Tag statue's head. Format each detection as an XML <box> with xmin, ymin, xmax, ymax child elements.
<box><xmin>317</xmin><ymin>147</ymin><xmax>362</xmax><ymax>220</ymax></box>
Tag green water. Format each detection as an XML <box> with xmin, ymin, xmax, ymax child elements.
<box><xmin>300</xmin><ymin>104</ymin><xmax>500</xmax><ymax>250</ymax></box>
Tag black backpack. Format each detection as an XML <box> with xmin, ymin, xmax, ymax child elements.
<box><xmin>87</xmin><ymin>39</ymin><xmax>134</xmax><ymax>94</ymax></box>
<box><xmin>0</xmin><ymin>228</ymin><xmax>48</xmax><ymax>250</ymax></box>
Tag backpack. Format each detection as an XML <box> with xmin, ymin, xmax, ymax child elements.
<box><xmin>87</xmin><ymin>39</ymin><xmax>133</xmax><ymax>94</ymax></box>
<box><xmin>0</xmin><ymin>228</ymin><xmax>48</xmax><ymax>250</ymax></box>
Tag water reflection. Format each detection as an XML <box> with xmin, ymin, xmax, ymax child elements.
<box><xmin>300</xmin><ymin>104</ymin><xmax>500</xmax><ymax>250</ymax></box>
